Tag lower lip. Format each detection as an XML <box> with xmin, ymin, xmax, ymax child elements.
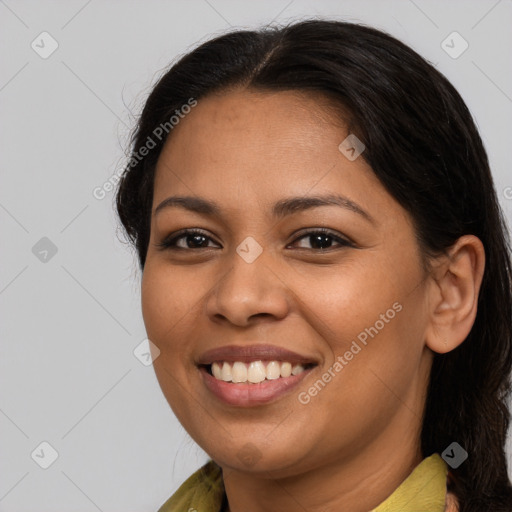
<box><xmin>199</xmin><ymin>366</ymin><xmax>315</xmax><ymax>407</ymax></box>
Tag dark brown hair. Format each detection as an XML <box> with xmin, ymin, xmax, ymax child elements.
<box><xmin>115</xmin><ymin>19</ymin><xmax>512</xmax><ymax>511</ymax></box>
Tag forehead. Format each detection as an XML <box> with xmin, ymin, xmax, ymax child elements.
<box><xmin>152</xmin><ymin>88</ymin><xmax>393</xmax><ymax>221</ymax></box>
<box><xmin>157</xmin><ymin>88</ymin><xmax>347</xmax><ymax>165</ymax></box>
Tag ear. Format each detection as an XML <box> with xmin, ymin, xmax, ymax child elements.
<box><xmin>424</xmin><ymin>235</ymin><xmax>485</xmax><ymax>354</ymax></box>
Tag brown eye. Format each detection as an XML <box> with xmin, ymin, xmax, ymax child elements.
<box><xmin>290</xmin><ymin>229</ymin><xmax>353</xmax><ymax>251</ymax></box>
<box><xmin>156</xmin><ymin>229</ymin><xmax>221</xmax><ymax>250</ymax></box>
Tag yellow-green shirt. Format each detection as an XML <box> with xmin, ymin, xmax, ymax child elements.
<box><xmin>157</xmin><ymin>453</ymin><xmax>449</xmax><ymax>512</ymax></box>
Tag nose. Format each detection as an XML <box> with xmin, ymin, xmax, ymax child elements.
<box><xmin>205</xmin><ymin>249</ymin><xmax>290</xmax><ymax>327</ymax></box>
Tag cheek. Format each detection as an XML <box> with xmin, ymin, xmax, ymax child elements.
<box><xmin>141</xmin><ymin>263</ymin><xmax>205</xmax><ymax>358</ymax></box>
<box><xmin>291</xmin><ymin>259</ymin><xmax>403</xmax><ymax>349</ymax></box>
<box><xmin>140</xmin><ymin>263</ymin><xmax>206</xmax><ymax>425</ymax></box>
<box><xmin>296</xmin><ymin>253</ymin><xmax>426</xmax><ymax>393</ymax></box>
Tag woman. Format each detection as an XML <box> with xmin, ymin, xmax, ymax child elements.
<box><xmin>115</xmin><ymin>19</ymin><xmax>512</xmax><ymax>512</ymax></box>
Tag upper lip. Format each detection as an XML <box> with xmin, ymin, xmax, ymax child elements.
<box><xmin>196</xmin><ymin>344</ymin><xmax>318</xmax><ymax>366</ymax></box>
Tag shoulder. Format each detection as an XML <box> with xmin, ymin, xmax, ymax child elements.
<box><xmin>156</xmin><ymin>460</ymin><xmax>224</xmax><ymax>512</ymax></box>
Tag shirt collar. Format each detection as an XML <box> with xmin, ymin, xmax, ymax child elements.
<box><xmin>157</xmin><ymin>453</ymin><xmax>448</xmax><ymax>512</ymax></box>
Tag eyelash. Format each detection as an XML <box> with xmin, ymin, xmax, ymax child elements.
<box><xmin>155</xmin><ymin>228</ymin><xmax>354</xmax><ymax>252</ymax></box>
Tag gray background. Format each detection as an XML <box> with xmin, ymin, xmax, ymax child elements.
<box><xmin>1</xmin><ymin>0</ymin><xmax>511</xmax><ymax>510</ymax></box>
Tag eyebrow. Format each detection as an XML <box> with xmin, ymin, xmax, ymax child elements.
<box><xmin>154</xmin><ymin>194</ymin><xmax>375</xmax><ymax>224</ymax></box>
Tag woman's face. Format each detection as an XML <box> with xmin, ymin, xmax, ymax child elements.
<box><xmin>141</xmin><ymin>89</ymin><xmax>434</xmax><ymax>476</ymax></box>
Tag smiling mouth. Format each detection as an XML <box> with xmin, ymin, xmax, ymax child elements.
<box><xmin>199</xmin><ymin>360</ymin><xmax>317</xmax><ymax>384</ymax></box>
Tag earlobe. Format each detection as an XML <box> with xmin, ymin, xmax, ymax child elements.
<box><xmin>424</xmin><ymin>235</ymin><xmax>485</xmax><ymax>355</ymax></box>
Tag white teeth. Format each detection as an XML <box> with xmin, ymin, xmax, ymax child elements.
<box><xmin>291</xmin><ymin>364</ymin><xmax>305</xmax><ymax>376</ymax></box>
<box><xmin>266</xmin><ymin>361</ymin><xmax>281</xmax><ymax>380</ymax></box>
<box><xmin>247</xmin><ymin>361</ymin><xmax>266</xmax><ymax>383</ymax></box>
<box><xmin>209</xmin><ymin>360</ymin><xmax>307</xmax><ymax>383</ymax></box>
<box><xmin>231</xmin><ymin>362</ymin><xmax>247</xmax><ymax>383</ymax></box>
<box><xmin>280</xmin><ymin>362</ymin><xmax>292</xmax><ymax>378</ymax></box>
<box><xmin>212</xmin><ymin>362</ymin><xmax>222</xmax><ymax>379</ymax></box>
<box><xmin>221</xmin><ymin>362</ymin><xmax>232</xmax><ymax>382</ymax></box>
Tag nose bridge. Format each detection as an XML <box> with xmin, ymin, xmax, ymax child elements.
<box><xmin>205</xmin><ymin>243</ymin><xmax>289</xmax><ymax>326</ymax></box>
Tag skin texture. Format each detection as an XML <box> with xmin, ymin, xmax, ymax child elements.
<box><xmin>141</xmin><ymin>89</ymin><xmax>483</xmax><ymax>512</ymax></box>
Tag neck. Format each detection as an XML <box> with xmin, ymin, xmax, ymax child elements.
<box><xmin>222</xmin><ymin>412</ymin><xmax>424</xmax><ymax>512</ymax></box>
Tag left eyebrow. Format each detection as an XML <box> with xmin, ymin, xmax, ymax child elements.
<box><xmin>271</xmin><ymin>194</ymin><xmax>375</xmax><ymax>224</ymax></box>
<box><xmin>154</xmin><ymin>193</ymin><xmax>375</xmax><ymax>224</ymax></box>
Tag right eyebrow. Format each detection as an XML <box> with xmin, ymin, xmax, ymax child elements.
<box><xmin>154</xmin><ymin>196</ymin><xmax>220</xmax><ymax>217</ymax></box>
